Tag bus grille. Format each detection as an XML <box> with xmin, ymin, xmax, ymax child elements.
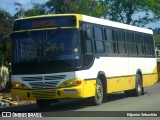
<box><xmin>32</xmin><ymin>89</ymin><xmax>56</xmax><ymax>99</ymax></box>
<box><xmin>22</xmin><ymin>75</ymin><xmax>66</xmax><ymax>89</ymax></box>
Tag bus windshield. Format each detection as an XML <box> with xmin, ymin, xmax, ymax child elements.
<box><xmin>11</xmin><ymin>29</ymin><xmax>81</xmax><ymax>74</ymax></box>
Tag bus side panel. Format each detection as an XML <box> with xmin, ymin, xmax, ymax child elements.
<box><xmin>143</xmin><ymin>74</ymin><xmax>157</xmax><ymax>87</ymax></box>
<box><xmin>83</xmin><ymin>79</ymin><xmax>96</xmax><ymax>98</ymax></box>
<box><xmin>143</xmin><ymin>58</ymin><xmax>158</xmax><ymax>87</ymax></box>
<box><xmin>106</xmin><ymin>57</ymin><xmax>128</xmax><ymax>77</ymax></box>
<box><xmin>107</xmin><ymin>76</ymin><xmax>135</xmax><ymax>93</ymax></box>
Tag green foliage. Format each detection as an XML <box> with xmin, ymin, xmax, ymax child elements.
<box><xmin>25</xmin><ymin>3</ymin><xmax>48</xmax><ymax>17</ymax></box>
<box><xmin>14</xmin><ymin>2</ymin><xmax>26</xmax><ymax>18</ymax></box>
<box><xmin>21</xmin><ymin>0</ymin><xmax>108</xmax><ymax>18</ymax></box>
<box><xmin>105</xmin><ymin>0</ymin><xmax>160</xmax><ymax>26</ymax></box>
<box><xmin>0</xmin><ymin>9</ymin><xmax>13</xmax><ymax>32</ymax></box>
<box><xmin>14</xmin><ymin>0</ymin><xmax>160</xmax><ymax>27</ymax></box>
<box><xmin>0</xmin><ymin>9</ymin><xmax>13</xmax><ymax>63</ymax></box>
<box><xmin>153</xmin><ymin>32</ymin><xmax>160</xmax><ymax>43</ymax></box>
<box><xmin>0</xmin><ymin>54</ymin><xmax>5</xmax><ymax>62</ymax></box>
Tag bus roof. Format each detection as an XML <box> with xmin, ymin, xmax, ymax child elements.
<box><xmin>82</xmin><ymin>15</ymin><xmax>153</xmax><ymax>35</ymax></box>
<box><xmin>14</xmin><ymin>14</ymin><xmax>153</xmax><ymax>35</ymax></box>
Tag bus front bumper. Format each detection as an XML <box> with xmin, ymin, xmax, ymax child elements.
<box><xmin>11</xmin><ymin>80</ymin><xmax>96</xmax><ymax>101</ymax></box>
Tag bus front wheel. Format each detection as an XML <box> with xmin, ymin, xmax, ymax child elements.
<box><xmin>92</xmin><ymin>78</ymin><xmax>103</xmax><ymax>105</ymax></box>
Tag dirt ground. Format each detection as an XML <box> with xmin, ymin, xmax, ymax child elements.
<box><xmin>0</xmin><ymin>91</ymin><xmax>36</xmax><ymax>107</ymax></box>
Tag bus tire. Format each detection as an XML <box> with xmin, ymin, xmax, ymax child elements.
<box><xmin>92</xmin><ymin>78</ymin><xmax>103</xmax><ymax>105</ymax></box>
<box><xmin>133</xmin><ymin>73</ymin><xmax>142</xmax><ymax>96</ymax></box>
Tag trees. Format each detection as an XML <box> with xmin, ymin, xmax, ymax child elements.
<box><xmin>46</xmin><ymin>0</ymin><xmax>108</xmax><ymax>18</ymax></box>
<box><xmin>24</xmin><ymin>3</ymin><xmax>48</xmax><ymax>17</ymax></box>
<box><xmin>14</xmin><ymin>0</ymin><xmax>160</xmax><ymax>27</ymax></box>
<box><xmin>0</xmin><ymin>9</ymin><xmax>13</xmax><ymax>37</ymax></box>
<box><xmin>14</xmin><ymin>2</ymin><xmax>48</xmax><ymax>18</ymax></box>
<box><xmin>14</xmin><ymin>0</ymin><xmax>108</xmax><ymax>18</ymax></box>
<box><xmin>0</xmin><ymin>9</ymin><xmax>13</xmax><ymax>62</ymax></box>
<box><xmin>105</xmin><ymin>0</ymin><xmax>160</xmax><ymax>27</ymax></box>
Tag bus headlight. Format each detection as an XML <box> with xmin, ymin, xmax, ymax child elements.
<box><xmin>15</xmin><ymin>83</ymin><xmax>20</xmax><ymax>88</ymax></box>
<box><xmin>12</xmin><ymin>82</ymin><xmax>30</xmax><ymax>89</ymax></box>
<box><xmin>60</xmin><ymin>79</ymin><xmax>82</xmax><ymax>87</ymax></box>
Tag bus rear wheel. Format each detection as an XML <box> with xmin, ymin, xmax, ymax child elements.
<box><xmin>134</xmin><ymin>74</ymin><xmax>142</xmax><ymax>96</ymax></box>
<box><xmin>92</xmin><ymin>78</ymin><xmax>103</xmax><ymax>105</ymax></box>
<box><xmin>125</xmin><ymin>73</ymin><xmax>142</xmax><ymax>96</ymax></box>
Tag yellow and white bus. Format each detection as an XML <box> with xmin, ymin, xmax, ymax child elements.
<box><xmin>10</xmin><ymin>14</ymin><xmax>157</xmax><ymax>108</ymax></box>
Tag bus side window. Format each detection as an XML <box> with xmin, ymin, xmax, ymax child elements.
<box><xmin>151</xmin><ymin>37</ymin><xmax>155</xmax><ymax>56</ymax></box>
<box><xmin>85</xmin><ymin>38</ymin><xmax>92</xmax><ymax>53</ymax></box>
<box><xmin>85</xmin><ymin>24</ymin><xmax>93</xmax><ymax>53</ymax></box>
<box><xmin>126</xmin><ymin>32</ymin><xmax>136</xmax><ymax>55</ymax></box>
<box><xmin>144</xmin><ymin>34</ymin><xmax>152</xmax><ymax>56</ymax></box>
<box><xmin>80</xmin><ymin>23</ymin><xmax>93</xmax><ymax>53</ymax></box>
<box><xmin>115</xmin><ymin>30</ymin><xmax>126</xmax><ymax>55</ymax></box>
<box><xmin>135</xmin><ymin>33</ymin><xmax>144</xmax><ymax>56</ymax></box>
<box><xmin>93</xmin><ymin>26</ymin><xmax>105</xmax><ymax>53</ymax></box>
<box><xmin>105</xmin><ymin>28</ymin><xmax>116</xmax><ymax>55</ymax></box>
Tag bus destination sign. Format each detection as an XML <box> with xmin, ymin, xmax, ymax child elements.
<box><xmin>13</xmin><ymin>16</ymin><xmax>76</xmax><ymax>31</ymax></box>
<box><xmin>32</xmin><ymin>20</ymin><xmax>56</xmax><ymax>28</ymax></box>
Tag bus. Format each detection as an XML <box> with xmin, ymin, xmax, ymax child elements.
<box><xmin>10</xmin><ymin>14</ymin><xmax>158</xmax><ymax>108</ymax></box>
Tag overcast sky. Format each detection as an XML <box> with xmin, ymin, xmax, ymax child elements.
<box><xmin>0</xmin><ymin>0</ymin><xmax>48</xmax><ymax>15</ymax></box>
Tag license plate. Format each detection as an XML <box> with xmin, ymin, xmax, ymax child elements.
<box><xmin>64</xmin><ymin>90</ymin><xmax>76</xmax><ymax>94</ymax></box>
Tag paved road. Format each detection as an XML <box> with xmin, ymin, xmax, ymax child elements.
<box><xmin>0</xmin><ymin>83</ymin><xmax>160</xmax><ymax>120</ymax></box>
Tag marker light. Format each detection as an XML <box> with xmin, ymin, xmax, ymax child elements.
<box><xmin>76</xmin><ymin>80</ymin><xmax>82</xmax><ymax>85</ymax></box>
<box><xmin>15</xmin><ymin>84</ymin><xmax>20</xmax><ymax>88</ymax></box>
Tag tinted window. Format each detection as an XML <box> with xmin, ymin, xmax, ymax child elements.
<box><xmin>105</xmin><ymin>29</ymin><xmax>113</xmax><ymax>41</ymax></box>
<box><xmin>135</xmin><ymin>33</ymin><xmax>143</xmax><ymax>44</ymax></box>
<box><xmin>135</xmin><ymin>33</ymin><xmax>145</xmax><ymax>56</ymax></box>
<box><xmin>115</xmin><ymin>30</ymin><xmax>125</xmax><ymax>42</ymax></box>
<box><xmin>95</xmin><ymin>41</ymin><xmax>105</xmax><ymax>53</ymax></box>
<box><xmin>126</xmin><ymin>32</ymin><xmax>134</xmax><ymax>43</ymax></box>
<box><xmin>93</xmin><ymin>26</ymin><xmax>103</xmax><ymax>40</ymax></box>
<box><xmin>144</xmin><ymin>34</ymin><xmax>153</xmax><ymax>56</ymax></box>
<box><xmin>86</xmin><ymin>40</ymin><xmax>92</xmax><ymax>53</ymax></box>
<box><xmin>144</xmin><ymin>35</ymin><xmax>151</xmax><ymax>45</ymax></box>
<box><xmin>126</xmin><ymin>32</ymin><xmax>136</xmax><ymax>55</ymax></box>
<box><xmin>128</xmin><ymin>44</ymin><xmax>136</xmax><ymax>54</ymax></box>
<box><xmin>118</xmin><ymin>43</ymin><xmax>126</xmax><ymax>54</ymax></box>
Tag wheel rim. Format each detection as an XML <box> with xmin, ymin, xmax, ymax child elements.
<box><xmin>137</xmin><ymin>82</ymin><xmax>141</xmax><ymax>93</ymax></box>
<box><xmin>137</xmin><ymin>76</ymin><xmax>142</xmax><ymax>94</ymax></box>
<box><xmin>96</xmin><ymin>84</ymin><xmax>103</xmax><ymax>100</ymax></box>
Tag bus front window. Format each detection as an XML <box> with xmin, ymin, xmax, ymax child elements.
<box><xmin>46</xmin><ymin>29</ymin><xmax>79</xmax><ymax>60</ymax></box>
<box><xmin>11</xmin><ymin>29</ymin><xmax>81</xmax><ymax>74</ymax></box>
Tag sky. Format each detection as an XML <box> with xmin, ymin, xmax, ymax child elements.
<box><xmin>0</xmin><ymin>0</ymin><xmax>48</xmax><ymax>15</ymax></box>
<box><xmin>0</xmin><ymin>0</ymin><xmax>160</xmax><ymax>29</ymax></box>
